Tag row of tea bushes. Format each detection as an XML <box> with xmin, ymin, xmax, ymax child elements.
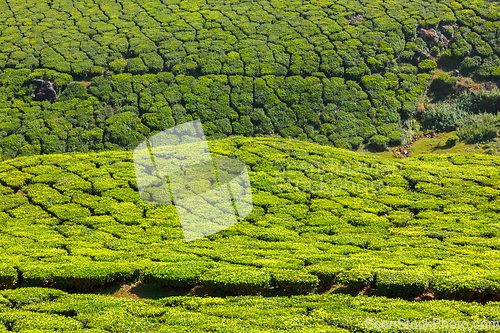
<box><xmin>3</xmin><ymin>259</ymin><xmax>500</xmax><ymax>300</ymax></box>
<box><xmin>0</xmin><ymin>287</ymin><xmax>499</xmax><ymax>332</ymax></box>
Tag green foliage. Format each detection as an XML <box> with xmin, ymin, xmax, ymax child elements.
<box><xmin>0</xmin><ymin>0</ymin><xmax>499</xmax><ymax>310</ymax></box>
<box><xmin>0</xmin><ymin>265</ymin><xmax>17</xmax><ymax>288</ymax></box>
<box><xmin>430</xmin><ymin>72</ymin><xmax>457</xmax><ymax>96</ymax></box>
<box><xmin>200</xmin><ymin>266</ymin><xmax>271</xmax><ymax>295</ymax></box>
<box><xmin>337</xmin><ymin>268</ymin><xmax>374</xmax><ymax>289</ymax></box>
<box><xmin>0</xmin><ymin>137</ymin><xmax>497</xmax><ymax>301</ymax></box>
<box><xmin>418</xmin><ymin>59</ymin><xmax>437</xmax><ymax>72</ymax></box>
<box><xmin>457</xmin><ymin>113</ymin><xmax>499</xmax><ymax>143</ymax></box>
<box><xmin>0</xmin><ymin>287</ymin><xmax>499</xmax><ymax>332</ymax></box>
<box><xmin>445</xmin><ymin>134</ymin><xmax>459</xmax><ymax>147</ymax></box>
<box><xmin>368</xmin><ymin>134</ymin><xmax>389</xmax><ymax>151</ymax></box>
<box><xmin>126</xmin><ymin>58</ymin><xmax>148</xmax><ymax>74</ymax></box>
<box><xmin>456</xmin><ymin>88</ymin><xmax>500</xmax><ymax>115</ymax></box>
<box><xmin>422</xmin><ymin>103</ymin><xmax>469</xmax><ymax>132</ymax></box>
<box><xmin>143</xmin><ymin>261</ymin><xmax>212</xmax><ymax>288</ymax></box>
<box><xmin>105</xmin><ymin>112</ymin><xmax>149</xmax><ymax>149</ymax></box>
<box><xmin>21</xmin><ymin>262</ymin><xmax>137</xmax><ymax>290</ymax></box>
<box><xmin>376</xmin><ymin>269</ymin><xmax>431</xmax><ymax>297</ymax></box>
<box><xmin>306</xmin><ymin>262</ymin><xmax>344</xmax><ymax>287</ymax></box>
<box><xmin>59</xmin><ymin>83</ymin><xmax>89</xmax><ymax>101</ymax></box>
<box><xmin>269</xmin><ymin>269</ymin><xmax>319</xmax><ymax>294</ymax></box>
<box><xmin>7</xmin><ymin>0</ymin><xmax>496</xmax><ymax>153</ymax></box>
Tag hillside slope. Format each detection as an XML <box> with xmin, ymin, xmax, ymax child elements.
<box><xmin>0</xmin><ymin>137</ymin><xmax>499</xmax><ymax>301</ymax></box>
<box><xmin>0</xmin><ymin>0</ymin><xmax>499</xmax><ymax>159</ymax></box>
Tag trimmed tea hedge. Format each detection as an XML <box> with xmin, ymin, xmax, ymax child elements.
<box><xmin>200</xmin><ymin>266</ymin><xmax>272</xmax><ymax>295</ymax></box>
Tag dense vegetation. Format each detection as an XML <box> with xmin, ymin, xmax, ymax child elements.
<box><xmin>420</xmin><ymin>87</ymin><xmax>500</xmax><ymax>144</ymax></box>
<box><xmin>0</xmin><ymin>137</ymin><xmax>499</xmax><ymax>303</ymax></box>
<box><xmin>0</xmin><ymin>287</ymin><xmax>499</xmax><ymax>332</ymax></box>
<box><xmin>1</xmin><ymin>0</ymin><xmax>500</xmax><ymax>331</ymax></box>
<box><xmin>0</xmin><ymin>0</ymin><xmax>499</xmax><ymax>159</ymax></box>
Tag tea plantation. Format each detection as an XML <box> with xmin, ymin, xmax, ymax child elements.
<box><xmin>0</xmin><ymin>0</ymin><xmax>499</xmax><ymax>159</ymax></box>
<box><xmin>0</xmin><ymin>137</ymin><xmax>499</xmax><ymax>294</ymax></box>
<box><xmin>2</xmin><ymin>0</ymin><xmax>500</xmax><ymax>331</ymax></box>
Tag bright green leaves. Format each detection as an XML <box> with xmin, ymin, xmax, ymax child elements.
<box><xmin>26</xmin><ymin>183</ymin><xmax>70</xmax><ymax>207</ymax></box>
<box><xmin>200</xmin><ymin>266</ymin><xmax>272</xmax><ymax>295</ymax></box>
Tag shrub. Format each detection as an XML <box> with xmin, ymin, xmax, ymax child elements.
<box><xmin>141</xmin><ymin>53</ymin><xmax>164</xmax><ymax>72</ymax></box>
<box><xmin>109</xmin><ymin>58</ymin><xmax>127</xmax><ymax>72</ymax></box>
<box><xmin>126</xmin><ymin>58</ymin><xmax>148</xmax><ymax>74</ymax></box>
<box><xmin>26</xmin><ymin>183</ymin><xmax>70</xmax><ymax>207</ymax></box>
<box><xmin>376</xmin><ymin>269</ymin><xmax>431</xmax><ymax>297</ymax></box>
<box><xmin>46</xmin><ymin>203</ymin><xmax>91</xmax><ymax>222</ymax></box>
<box><xmin>349</xmin><ymin>136</ymin><xmax>364</xmax><ymax>149</ymax></box>
<box><xmin>337</xmin><ymin>268</ymin><xmax>374</xmax><ymax>290</ymax></box>
<box><xmin>457</xmin><ymin>113</ymin><xmax>499</xmax><ymax>143</ymax></box>
<box><xmin>422</xmin><ymin>103</ymin><xmax>469</xmax><ymax>132</ymax></box>
<box><xmin>20</xmin><ymin>262</ymin><xmax>137</xmax><ymax>290</ymax></box>
<box><xmin>0</xmin><ymin>287</ymin><xmax>66</xmax><ymax>307</ymax></box>
<box><xmin>0</xmin><ymin>265</ymin><xmax>17</xmax><ymax>288</ymax></box>
<box><xmin>368</xmin><ymin>135</ymin><xmax>389</xmax><ymax>151</ymax></box>
<box><xmin>388</xmin><ymin>130</ymin><xmax>404</xmax><ymax>145</ymax></box>
<box><xmin>445</xmin><ymin>134</ymin><xmax>459</xmax><ymax>147</ymax></box>
<box><xmin>59</xmin><ymin>83</ymin><xmax>88</xmax><ymax>101</ymax></box>
<box><xmin>430</xmin><ymin>72</ymin><xmax>457</xmax><ymax>96</ymax></box>
<box><xmin>457</xmin><ymin>88</ymin><xmax>500</xmax><ymax>115</ymax></box>
<box><xmin>1</xmin><ymin>134</ymin><xmax>25</xmax><ymax>159</ymax></box>
<box><xmin>269</xmin><ymin>269</ymin><xmax>319</xmax><ymax>294</ymax></box>
<box><xmin>200</xmin><ymin>266</ymin><xmax>271</xmax><ymax>295</ymax></box>
<box><xmin>105</xmin><ymin>112</ymin><xmax>149</xmax><ymax>149</ymax></box>
<box><xmin>431</xmin><ymin>270</ymin><xmax>500</xmax><ymax>301</ymax></box>
<box><xmin>418</xmin><ymin>59</ymin><xmax>437</xmax><ymax>72</ymax></box>
<box><xmin>249</xmin><ymin>226</ymin><xmax>299</xmax><ymax>242</ymax></box>
<box><xmin>306</xmin><ymin>262</ymin><xmax>344</xmax><ymax>287</ymax></box>
<box><xmin>0</xmin><ymin>170</ymin><xmax>32</xmax><ymax>189</ymax></box>
<box><xmin>460</xmin><ymin>56</ymin><xmax>482</xmax><ymax>74</ymax></box>
<box><xmin>142</xmin><ymin>109</ymin><xmax>175</xmax><ymax>131</ymax></box>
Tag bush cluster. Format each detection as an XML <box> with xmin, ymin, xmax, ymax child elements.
<box><xmin>422</xmin><ymin>88</ymin><xmax>500</xmax><ymax>142</ymax></box>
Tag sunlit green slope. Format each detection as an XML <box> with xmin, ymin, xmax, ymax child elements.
<box><xmin>0</xmin><ymin>137</ymin><xmax>499</xmax><ymax>301</ymax></box>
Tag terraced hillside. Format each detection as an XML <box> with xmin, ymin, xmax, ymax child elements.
<box><xmin>0</xmin><ymin>0</ymin><xmax>499</xmax><ymax>159</ymax></box>
<box><xmin>0</xmin><ymin>137</ymin><xmax>499</xmax><ymax>304</ymax></box>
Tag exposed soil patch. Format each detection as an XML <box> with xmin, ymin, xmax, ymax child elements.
<box><xmin>394</xmin><ymin>133</ymin><xmax>438</xmax><ymax>158</ymax></box>
<box><xmin>414</xmin><ymin>292</ymin><xmax>435</xmax><ymax>301</ymax></box>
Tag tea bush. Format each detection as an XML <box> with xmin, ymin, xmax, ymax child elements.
<box><xmin>200</xmin><ymin>266</ymin><xmax>271</xmax><ymax>295</ymax></box>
